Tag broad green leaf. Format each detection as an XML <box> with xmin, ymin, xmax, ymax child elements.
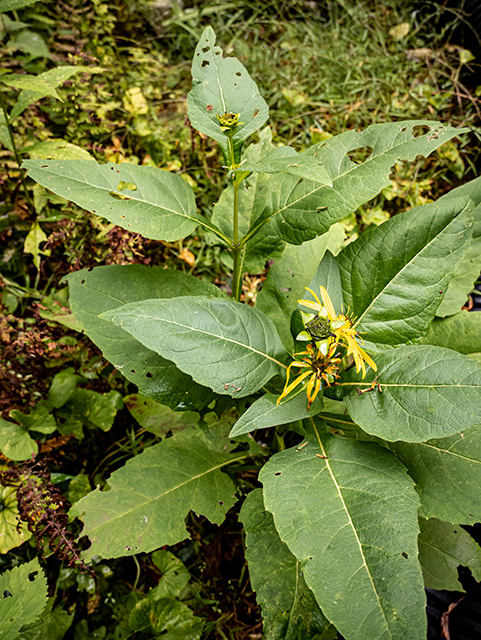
<box><xmin>435</xmin><ymin>176</ymin><xmax>481</xmax><ymax>316</ymax></box>
<box><xmin>9</xmin><ymin>403</ymin><xmax>56</xmax><ymax>435</ymax></box>
<box><xmin>150</xmin><ymin>551</ymin><xmax>190</xmax><ymax>600</ymax></box>
<box><xmin>345</xmin><ymin>345</ymin><xmax>481</xmax><ymax>442</ymax></box>
<box><xmin>11</xmin><ymin>66</ymin><xmax>102</xmax><ymax>121</ymax></box>
<box><xmin>67</xmin><ymin>265</ymin><xmax>222</xmax><ymax>410</ymax></box>
<box><xmin>238</xmin><ymin>145</ymin><xmax>333</xmax><ymax>186</ymax></box>
<box><xmin>255</xmin><ymin>120</ymin><xmax>469</xmax><ymax>245</ymax></box>
<box><xmin>0</xmin><ymin>417</ymin><xmax>37</xmax><ymax>460</ymax></box>
<box><xmin>260</xmin><ymin>422</ymin><xmax>426</xmax><ymax>640</ymax></box>
<box><xmin>21</xmin><ymin>139</ymin><xmax>93</xmax><ymax>161</ymax></box>
<box><xmin>0</xmin><ymin>74</ymin><xmax>59</xmax><ymax>98</ymax></box>
<box><xmin>187</xmin><ymin>27</ymin><xmax>269</xmax><ymax>165</ymax></box>
<box><xmin>230</xmin><ymin>390</ymin><xmax>323</xmax><ymax>438</ymax></box>
<box><xmin>67</xmin><ymin>474</ymin><xmax>91</xmax><ymax>505</ymax></box>
<box><xmin>256</xmin><ymin>231</ymin><xmax>344</xmax><ymax>352</ymax></box>
<box><xmin>0</xmin><ymin>558</ymin><xmax>48</xmax><ymax>640</ymax></box>
<box><xmin>24</xmin><ymin>221</ymin><xmax>50</xmax><ymax>270</ymax></box>
<box><xmin>7</xmin><ymin>30</ymin><xmax>52</xmax><ymax>61</ymax></box>
<box><xmin>17</xmin><ymin>600</ymin><xmax>74</xmax><ymax>640</ymax></box>
<box><xmin>22</xmin><ymin>159</ymin><xmax>223</xmax><ymax>242</ymax></box>
<box><xmin>421</xmin><ymin>311</ymin><xmax>481</xmax><ymax>354</ymax></box>
<box><xmin>0</xmin><ymin>0</ymin><xmax>41</xmax><ymax>12</ymax></box>
<box><xmin>211</xmin><ymin>127</ymin><xmax>286</xmax><ymax>273</ymax></box>
<box><xmin>337</xmin><ymin>196</ymin><xmax>474</xmax><ymax>345</ymax></box>
<box><xmin>240</xmin><ymin>489</ymin><xmax>334</xmax><ymax>640</ymax></box>
<box><xmin>124</xmin><ymin>394</ymin><xmax>199</xmax><ymax>437</ymax></box>
<box><xmin>0</xmin><ymin>486</ymin><xmax>31</xmax><ymax>553</ymax></box>
<box><xmin>418</xmin><ymin>517</ymin><xmax>481</xmax><ymax>592</ymax></box>
<box><xmin>149</xmin><ymin>598</ymin><xmax>203</xmax><ymax>639</ymax></box>
<box><xmin>59</xmin><ymin>389</ymin><xmax>123</xmax><ymax>433</ymax></box>
<box><xmin>47</xmin><ymin>368</ymin><xmax>82</xmax><ymax>410</ymax></box>
<box><xmin>101</xmin><ymin>296</ymin><xmax>288</xmax><ymax>398</ymax></box>
<box><xmin>389</xmin><ymin>426</ymin><xmax>481</xmax><ymax>524</ymax></box>
<box><xmin>70</xmin><ymin>428</ymin><xmax>248</xmax><ymax>560</ymax></box>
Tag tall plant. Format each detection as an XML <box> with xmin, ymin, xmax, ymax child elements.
<box><xmin>22</xmin><ymin>27</ymin><xmax>481</xmax><ymax>640</ymax></box>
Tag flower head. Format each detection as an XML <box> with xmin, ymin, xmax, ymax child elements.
<box><xmin>297</xmin><ymin>286</ymin><xmax>377</xmax><ymax>378</ymax></box>
<box><xmin>216</xmin><ymin>112</ymin><xmax>244</xmax><ymax>132</ymax></box>
<box><xmin>277</xmin><ymin>341</ymin><xmax>341</xmax><ymax>409</ymax></box>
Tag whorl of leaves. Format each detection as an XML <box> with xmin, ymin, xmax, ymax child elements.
<box><xmin>0</xmin><ymin>460</ymin><xmax>93</xmax><ymax>575</ymax></box>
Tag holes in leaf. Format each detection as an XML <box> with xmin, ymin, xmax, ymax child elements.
<box><xmin>401</xmin><ymin>552</ymin><xmax>409</xmax><ymax>559</ymax></box>
<box><xmin>80</xmin><ymin>279</ymin><xmax>86</xmax><ymax>284</ymax></box>
<box><xmin>131</xmin><ymin>370</ymin><xmax>136</xmax><ymax>374</ymax></box>
<box><xmin>218</xmin><ymin>500</ymin><xmax>224</xmax><ymax>505</ymax></box>
<box><xmin>400</xmin><ymin>126</ymin><xmax>407</xmax><ymax>132</ymax></box>
<box><xmin>236</xmin><ymin>71</ymin><xmax>242</xmax><ymax>76</ymax></box>
<box><xmin>202</xmin><ymin>46</ymin><xmax>210</xmax><ymax>53</ymax></box>
<box><xmin>146</xmin><ymin>372</ymin><xmax>153</xmax><ymax>378</ymax></box>
<box><xmin>215</xmin><ymin>51</ymin><xmax>220</xmax><ymax>55</ymax></box>
<box><xmin>28</xmin><ymin>571</ymin><xmax>38</xmax><ymax>582</ymax></box>
<box><xmin>201</xmin><ymin>60</ymin><xmax>210</xmax><ymax>68</ymax></box>
<box><xmin>3</xmin><ymin>590</ymin><xmax>12</xmax><ymax>598</ymax></box>
<box><xmin>206</xmin><ymin>105</ymin><xmax>213</xmax><ymax>111</ymax></box>
<box><xmin>109</xmin><ymin>191</ymin><xmax>132</xmax><ymax>201</ymax></box>
<box><xmin>274</xmin><ymin>472</ymin><xmax>282</xmax><ymax>476</ymax></box>
<box><xmin>253</xmin><ymin>108</ymin><xmax>259</xmax><ymax>117</ymax></box>
<box><xmin>347</xmin><ymin>146</ymin><xmax>373</xmax><ymax>165</ymax></box>
<box><xmin>117</xmin><ymin>180</ymin><xmax>137</xmax><ymax>192</ymax></box>
<box><xmin>412</xmin><ymin>124</ymin><xmax>430</xmax><ymax>138</ymax></box>
<box><xmin>40</xmin><ymin>164</ymin><xmax>48</xmax><ymax>168</ymax></box>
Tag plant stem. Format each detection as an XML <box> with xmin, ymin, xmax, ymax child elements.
<box><xmin>0</xmin><ymin>90</ymin><xmax>34</xmax><ymax>210</ymax></box>
<box><xmin>227</xmin><ymin>134</ymin><xmax>243</xmax><ymax>301</ymax></box>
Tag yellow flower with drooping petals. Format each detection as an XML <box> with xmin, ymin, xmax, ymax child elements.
<box><xmin>298</xmin><ymin>286</ymin><xmax>377</xmax><ymax>379</ymax></box>
<box><xmin>276</xmin><ymin>341</ymin><xmax>341</xmax><ymax>409</ymax></box>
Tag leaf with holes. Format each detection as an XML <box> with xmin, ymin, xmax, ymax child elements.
<box><xmin>337</xmin><ymin>196</ymin><xmax>473</xmax><ymax>346</ymax></box>
<box><xmin>388</xmin><ymin>425</ymin><xmax>481</xmax><ymax>524</ymax></box>
<box><xmin>70</xmin><ymin>428</ymin><xmax>249</xmax><ymax>560</ymax></box>
<box><xmin>0</xmin><ymin>558</ymin><xmax>48</xmax><ymax>640</ymax></box>
<box><xmin>240</xmin><ymin>489</ymin><xmax>335</xmax><ymax>640</ymax></box>
<box><xmin>100</xmin><ymin>296</ymin><xmax>288</xmax><ymax>398</ymax></box>
<box><xmin>344</xmin><ymin>345</ymin><xmax>481</xmax><ymax>442</ymax></box>
<box><xmin>251</xmin><ymin>121</ymin><xmax>469</xmax><ymax>245</ymax></box>
<box><xmin>260</xmin><ymin>421</ymin><xmax>426</xmax><ymax>640</ymax></box>
<box><xmin>67</xmin><ymin>265</ymin><xmax>223</xmax><ymax>411</ymax></box>
<box><xmin>418</xmin><ymin>517</ymin><xmax>481</xmax><ymax>592</ymax></box>
<box><xmin>22</xmin><ymin>159</ymin><xmax>224</xmax><ymax>242</ymax></box>
<box><xmin>187</xmin><ymin>27</ymin><xmax>269</xmax><ymax>165</ymax></box>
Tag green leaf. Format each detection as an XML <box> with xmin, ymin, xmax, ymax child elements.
<box><xmin>67</xmin><ymin>265</ymin><xmax>223</xmax><ymax>411</ymax></box>
<box><xmin>238</xmin><ymin>145</ymin><xmax>333</xmax><ymax>186</ymax></box>
<box><xmin>211</xmin><ymin>127</ymin><xmax>286</xmax><ymax>273</ymax></box>
<box><xmin>344</xmin><ymin>345</ymin><xmax>481</xmax><ymax>442</ymax></box>
<box><xmin>47</xmin><ymin>368</ymin><xmax>82</xmax><ymax>410</ymax></box>
<box><xmin>149</xmin><ymin>598</ymin><xmax>203</xmax><ymax>639</ymax></box>
<box><xmin>22</xmin><ymin>159</ymin><xmax>222</xmax><ymax>242</ymax></box>
<box><xmin>230</xmin><ymin>391</ymin><xmax>323</xmax><ymax>438</ymax></box>
<box><xmin>101</xmin><ymin>296</ymin><xmax>288</xmax><ymax>398</ymax></box>
<box><xmin>11</xmin><ymin>66</ymin><xmax>101</xmax><ymax>121</ymax></box>
<box><xmin>435</xmin><ymin>176</ymin><xmax>481</xmax><ymax>316</ymax></box>
<box><xmin>299</xmin><ymin>249</ymin><xmax>344</xmax><ymax>320</ymax></box>
<box><xmin>256</xmin><ymin>230</ymin><xmax>344</xmax><ymax>352</ymax></box>
<box><xmin>418</xmin><ymin>517</ymin><xmax>481</xmax><ymax>592</ymax></box>
<box><xmin>150</xmin><ymin>551</ymin><xmax>190</xmax><ymax>600</ymax></box>
<box><xmin>59</xmin><ymin>389</ymin><xmax>123</xmax><ymax>433</ymax></box>
<box><xmin>21</xmin><ymin>139</ymin><xmax>93</xmax><ymax>161</ymax></box>
<box><xmin>0</xmin><ymin>74</ymin><xmax>59</xmax><ymax>98</ymax></box>
<box><xmin>124</xmin><ymin>394</ymin><xmax>199</xmax><ymax>437</ymax></box>
<box><xmin>257</xmin><ymin>121</ymin><xmax>469</xmax><ymax>245</ymax></box>
<box><xmin>338</xmin><ymin>196</ymin><xmax>474</xmax><ymax>345</ymax></box>
<box><xmin>7</xmin><ymin>30</ymin><xmax>52</xmax><ymax>61</ymax></box>
<box><xmin>24</xmin><ymin>221</ymin><xmax>50</xmax><ymax>270</ymax></box>
<box><xmin>0</xmin><ymin>558</ymin><xmax>48</xmax><ymax>640</ymax></box>
<box><xmin>0</xmin><ymin>0</ymin><xmax>41</xmax><ymax>12</ymax></box>
<box><xmin>17</xmin><ymin>600</ymin><xmax>74</xmax><ymax>640</ymax></box>
<box><xmin>0</xmin><ymin>417</ymin><xmax>37</xmax><ymax>461</ymax></box>
<box><xmin>421</xmin><ymin>311</ymin><xmax>481</xmax><ymax>354</ymax></box>
<box><xmin>389</xmin><ymin>425</ymin><xmax>481</xmax><ymax>524</ymax></box>
<box><xmin>260</xmin><ymin>422</ymin><xmax>426</xmax><ymax>640</ymax></box>
<box><xmin>9</xmin><ymin>403</ymin><xmax>56</xmax><ymax>435</ymax></box>
<box><xmin>187</xmin><ymin>27</ymin><xmax>269</xmax><ymax>165</ymax></box>
<box><xmin>240</xmin><ymin>489</ymin><xmax>334</xmax><ymax>640</ymax></box>
<box><xmin>0</xmin><ymin>486</ymin><xmax>31</xmax><ymax>553</ymax></box>
<box><xmin>70</xmin><ymin>428</ymin><xmax>247</xmax><ymax>560</ymax></box>
<box><xmin>67</xmin><ymin>474</ymin><xmax>91</xmax><ymax>505</ymax></box>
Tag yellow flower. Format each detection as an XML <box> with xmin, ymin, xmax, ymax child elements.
<box><xmin>277</xmin><ymin>342</ymin><xmax>341</xmax><ymax>409</ymax></box>
<box><xmin>298</xmin><ymin>286</ymin><xmax>377</xmax><ymax>379</ymax></box>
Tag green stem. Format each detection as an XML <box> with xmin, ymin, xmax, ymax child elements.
<box><xmin>0</xmin><ymin>90</ymin><xmax>34</xmax><ymax>210</ymax></box>
<box><xmin>227</xmin><ymin>134</ymin><xmax>243</xmax><ymax>301</ymax></box>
